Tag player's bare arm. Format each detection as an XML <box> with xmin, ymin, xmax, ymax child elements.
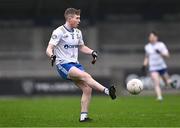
<box><xmin>155</xmin><ymin>48</ymin><xmax>170</xmax><ymax>58</ymax></box>
<box><xmin>141</xmin><ymin>55</ymin><xmax>148</xmax><ymax>72</ymax></box>
<box><xmin>79</xmin><ymin>44</ymin><xmax>93</xmax><ymax>55</ymax></box>
<box><xmin>160</xmin><ymin>52</ymin><xmax>170</xmax><ymax>58</ymax></box>
<box><xmin>79</xmin><ymin>44</ymin><xmax>98</xmax><ymax>64</ymax></box>
<box><xmin>46</xmin><ymin>44</ymin><xmax>55</xmax><ymax>57</ymax></box>
<box><xmin>143</xmin><ymin>56</ymin><xmax>148</xmax><ymax>66</ymax></box>
<box><xmin>46</xmin><ymin>44</ymin><xmax>56</xmax><ymax>66</ymax></box>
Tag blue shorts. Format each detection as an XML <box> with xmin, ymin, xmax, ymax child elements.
<box><xmin>56</xmin><ymin>62</ymin><xmax>84</xmax><ymax>80</ymax></box>
<box><xmin>150</xmin><ymin>68</ymin><xmax>167</xmax><ymax>76</ymax></box>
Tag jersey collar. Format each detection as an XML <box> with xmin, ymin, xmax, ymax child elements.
<box><xmin>63</xmin><ymin>24</ymin><xmax>74</xmax><ymax>32</ymax></box>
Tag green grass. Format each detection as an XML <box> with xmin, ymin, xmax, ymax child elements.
<box><xmin>0</xmin><ymin>95</ymin><xmax>180</xmax><ymax>127</ymax></box>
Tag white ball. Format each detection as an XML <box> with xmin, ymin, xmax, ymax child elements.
<box><xmin>127</xmin><ymin>79</ymin><xmax>143</xmax><ymax>95</ymax></box>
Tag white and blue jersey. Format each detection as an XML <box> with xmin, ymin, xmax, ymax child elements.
<box><xmin>49</xmin><ymin>25</ymin><xmax>84</xmax><ymax>79</ymax></box>
<box><xmin>145</xmin><ymin>41</ymin><xmax>169</xmax><ymax>73</ymax></box>
<box><xmin>49</xmin><ymin>25</ymin><xmax>84</xmax><ymax>65</ymax></box>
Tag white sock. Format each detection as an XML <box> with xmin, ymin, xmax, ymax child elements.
<box><xmin>157</xmin><ymin>96</ymin><xmax>163</xmax><ymax>100</ymax></box>
<box><xmin>80</xmin><ymin>112</ymin><xmax>88</xmax><ymax>121</ymax></box>
<box><xmin>104</xmin><ymin>88</ymin><xmax>109</xmax><ymax>95</ymax></box>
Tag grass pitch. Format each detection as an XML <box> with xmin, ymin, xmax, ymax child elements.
<box><xmin>0</xmin><ymin>95</ymin><xmax>180</xmax><ymax>127</ymax></box>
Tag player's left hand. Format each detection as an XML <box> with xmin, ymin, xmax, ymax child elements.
<box><xmin>141</xmin><ymin>65</ymin><xmax>147</xmax><ymax>75</ymax></box>
<box><xmin>155</xmin><ymin>49</ymin><xmax>161</xmax><ymax>54</ymax></box>
<box><xmin>91</xmin><ymin>51</ymin><xmax>98</xmax><ymax>64</ymax></box>
<box><xmin>50</xmin><ymin>55</ymin><xmax>56</xmax><ymax>67</ymax></box>
<box><xmin>141</xmin><ymin>65</ymin><xmax>146</xmax><ymax>72</ymax></box>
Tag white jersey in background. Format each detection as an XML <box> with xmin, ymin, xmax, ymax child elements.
<box><xmin>49</xmin><ymin>25</ymin><xmax>84</xmax><ymax>65</ymax></box>
<box><xmin>145</xmin><ymin>41</ymin><xmax>169</xmax><ymax>71</ymax></box>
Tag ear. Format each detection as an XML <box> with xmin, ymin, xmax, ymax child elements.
<box><xmin>67</xmin><ymin>17</ymin><xmax>71</xmax><ymax>21</ymax></box>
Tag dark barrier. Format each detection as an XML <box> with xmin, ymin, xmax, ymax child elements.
<box><xmin>0</xmin><ymin>77</ymin><xmax>110</xmax><ymax>96</ymax></box>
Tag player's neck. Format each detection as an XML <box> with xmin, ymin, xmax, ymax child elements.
<box><xmin>64</xmin><ymin>22</ymin><xmax>73</xmax><ymax>30</ymax></box>
<box><xmin>150</xmin><ymin>41</ymin><xmax>157</xmax><ymax>45</ymax></box>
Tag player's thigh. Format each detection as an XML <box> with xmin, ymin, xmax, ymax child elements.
<box><xmin>68</xmin><ymin>66</ymin><xmax>91</xmax><ymax>81</ymax></box>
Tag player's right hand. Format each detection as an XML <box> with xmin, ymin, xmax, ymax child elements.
<box><xmin>91</xmin><ymin>51</ymin><xmax>98</xmax><ymax>64</ymax></box>
<box><xmin>50</xmin><ymin>55</ymin><xmax>56</xmax><ymax>67</ymax></box>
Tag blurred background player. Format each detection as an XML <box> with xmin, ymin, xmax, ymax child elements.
<box><xmin>46</xmin><ymin>8</ymin><xmax>116</xmax><ymax>122</ymax></box>
<box><xmin>142</xmin><ymin>31</ymin><xmax>177</xmax><ymax>101</ymax></box>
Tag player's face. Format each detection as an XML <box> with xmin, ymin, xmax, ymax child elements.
<box><xmin>69</xmin><ymin>15</ymin><xmax>80</xmax><ymax>28</ymax></box>
<box><xmin>149</xmin><ymin>33</ymin><xmax>158</xmax><ymax>43</ymax></box>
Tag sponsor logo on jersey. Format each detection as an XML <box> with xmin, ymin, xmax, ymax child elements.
<box><xmin>64</xmin><ymin>44</ymin><xmax>79</xmax><ymax>49</ymax></box>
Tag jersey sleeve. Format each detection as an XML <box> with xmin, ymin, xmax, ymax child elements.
<box><xmin>160</xmin><ymin>42</ymin><xmax>169</xmax><ymax>54</ymax></box>
<box><xmin>78</xmin><ymin>30</ymin><xmax>84</xmax><ymax>45</ymax></box>
<box><xmin>49</xmin><ymin>29</ymin><xmax>62</xmax><ymax>46</ymax></box>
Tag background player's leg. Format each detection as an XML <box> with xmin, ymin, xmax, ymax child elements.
<box><xmin>161</xmin><ymin>72</ymin><xmax>171</xmax><ymax>86</ymax></box>
<box><xmin>161</xmin><ymin>72</ymin><xmax>177</xmax><ymax>88</ymax></box>
<box><xmin>74</xmin><ymin>81</ymin><xmax>92</xmax><ymax>121</ymax></box>
<box><xmin>150</xmin><ymin>72</ymin><xmax>162</xmax><ymax>100</ymax></box>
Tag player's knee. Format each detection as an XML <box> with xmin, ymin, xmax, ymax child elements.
<box><xmin>81</xmin><ymin>72</ymin><xmax>92</xmax><ymax>81</ymax></box>
<box><xmin>153</xmin><ymin>81</ymin><xmax>160</xmax><ymax>86</ymax></box>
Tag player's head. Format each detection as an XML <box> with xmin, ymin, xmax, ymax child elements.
<box><xmin>64</xmin><ymin>8</ymin><xmax>81</xmax><ymax>28</ymax></box>
<box><xmin>148</xmin><ymin>31</ymin><xmax>158</xmax><ymax>43</ymax></box>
